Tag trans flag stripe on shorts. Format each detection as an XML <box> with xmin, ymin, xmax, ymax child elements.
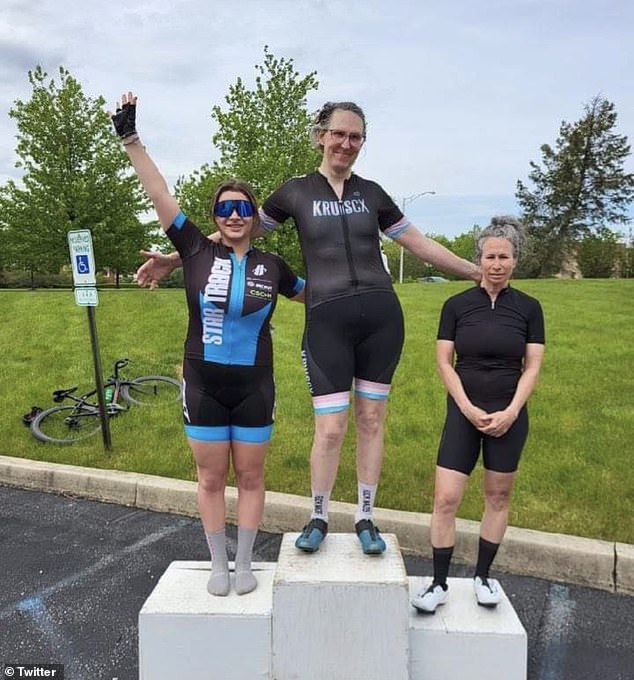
<box><xmin>354</xmin><ymin>379</ymin><xmax>391</xmax><ymax>401</ymax></box>
<box><xmin>312</xmin><ymin>391</ymin><xmax>350</xmax><ymax>414</ymax></box>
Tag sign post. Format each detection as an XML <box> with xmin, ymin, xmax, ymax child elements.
<box><xmin>67</xmin><ymin>229</ymin><xmax>111</xmax><ymax>450</ymax></box>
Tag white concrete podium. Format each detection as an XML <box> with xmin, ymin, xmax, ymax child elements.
<box><xmin>273</xmin><ymin>532</ymin><xmax>409</xmax><ymax>679</ymax></box>
<box><xmin>138</xmin><ymin>561</ymin><xmax>276</xmax><ymax>680</ymax></box>
<box><xmin>138</xmin><ymin>535</ymin><xmax>527</xmax><ymax>679</ymax></box>
<box><xmin>409</xmin><ymin>577</ymin><xmax>527</xmax><ymax>680</ymax></box>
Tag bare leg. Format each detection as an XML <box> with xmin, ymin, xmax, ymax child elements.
<box><xmin>354</xmin><ymin>397</ymin><xmax>387</xmax><ymax>485</ymax></box>
<box><xmin>429</xmin><ymin>466</ymin><xmax>470</xmax><ymax>548</ymax></box>
<box><xmin>480</xmin><ymin>469</ymin><xmax>516</xmax><ymax>544</ymax></box>
<box><xmin>189</xmin><ymin>438</ymin><xmax>231</xmax><ymax>596</ymax></box>
<box><xmin>232</xmin><ymin>441</ymin><xmax>269</xmax><ymax>595</ymax></box>
<box><xmin>309</xmin><ymin>410</ymin><xmax>349</xmax><ymax>510</ymax></box>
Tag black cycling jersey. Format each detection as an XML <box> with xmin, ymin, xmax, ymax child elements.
<box><xmin>261</xmin><ymin>171</ymin><xmax>409</xmax><ymax>309</ymax></box>
<box><xmin>436</xmin><ymin>285</ymin><xmax>545</xmax><ymax>474</ymax></box>
<box><xmin>437</xmin><ymin>285</ymin><xmax>545</xmax><ymax>407</ymax></box>
<box><xmin>167</xmin><ymin>212</ymin><xmax>304</xmax><ymax>367</ymax></box>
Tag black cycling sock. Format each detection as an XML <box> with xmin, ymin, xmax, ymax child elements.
<box><xmin>432</xmin><ymin>545</ymin><xmax>454</xmax><ymax>588</ymax></box>
<box><xmin>475</xmin><ymin>537</ymin><xmax>500</xmax><ymax>579</ymax></box>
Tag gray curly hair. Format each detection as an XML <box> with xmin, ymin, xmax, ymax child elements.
<box><xmin>310</xmin><ymin>101</ymin><xmax>367</xmax><ymax>149</ymax></box>
<box><xmin>475</xmin><ymin>216</ymin><xmax>525</xmax><ymax>262</ymax></box>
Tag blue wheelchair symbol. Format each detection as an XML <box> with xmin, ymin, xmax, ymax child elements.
<box><xmin>76</xmin><ymin>254</ymin><xmax>90</xmax><ymax>274</ymax></box>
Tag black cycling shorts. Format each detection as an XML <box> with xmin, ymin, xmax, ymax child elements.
<box><xmin>182</xmin><ymin>358</ymin><xmax>275</xmax><ymax>443</ymax></box>
<box><xmin>436</xmin><ymin>395</ymin><xmax>529</xmax><ymax>474</ymax></box>
<box><xmin>301</xmin><ymin>291</ymin><xmax>405</xmax><ymax>413</ymax></box>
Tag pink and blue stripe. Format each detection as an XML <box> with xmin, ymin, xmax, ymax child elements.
<box><xmin>354</xmin><ymin>379</ymin><xmax>391</xmax><ymax>401</ymax></box>
<box><xmin>312</xmin><ymin>391</ymin><xmax>350</xmax><ymax>415</ymax></box>
<box><xmin>383</xmin><ymin>217</ymin><xmax>411</xmax><ymax>239</ymax></box>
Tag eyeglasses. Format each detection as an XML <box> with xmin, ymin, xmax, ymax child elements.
<box><xmin>327</xmin><ymin>129</ymin><xmax>365</xmax><ymax>147</ymax></box>
<box><xmin>214</xmin><ymin>199</ymin><xmax>254</xmax><ymax>218</ymax></box>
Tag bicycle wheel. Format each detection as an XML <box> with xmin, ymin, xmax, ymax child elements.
<box><xmin>30</xmin><ymin>405</ymin><xmax>102</xmax><ymax>444</ymax></box>
<box><xmin>121</xmin><ymin>375</ymin><xmax>182</xmax><ymax>407</ymax></box>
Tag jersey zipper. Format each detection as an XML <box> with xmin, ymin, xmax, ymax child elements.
<box><xmin>320</xmin><ymin>174</ymin><xmax>359</xmax><ymax>289</ymax></box>
<box><xmin>227</xmin><ymin>252</ymin><xmax>247</xmax><ymax>363</ymax></box>
<box><xmin>340</xmin><ymin>209</ymin><xmax>359</xmax><ymax>288</ymax></box>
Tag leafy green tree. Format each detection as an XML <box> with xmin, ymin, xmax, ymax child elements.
<box><xmin>577</xmin><ymin>226</ymin><xmax>621</xmax><ymax>278</ymax></box>
<box><xmin>176</xmin><ymin>46</ymin><xmax>321</xmax><ymax>272</ymax></box>
<box><xmin>451</xmin><ymin>229</ymin><xmax>478</xmax><ymax>263</ymax></box>
<box><xmin>0</xmin><ymin>66</ymin><xmax>149</xmax><ymax>286</ymax></box>
<box><xmin>516</xmin><ymin>96</ymin><xmax>634</xmax><ymax>276</ymax></box>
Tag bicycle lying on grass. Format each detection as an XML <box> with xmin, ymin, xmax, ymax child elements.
<box><xmin>29</xmin><ymin>358</ymin><xmax>182</xmax><ymax>444</ymax></box>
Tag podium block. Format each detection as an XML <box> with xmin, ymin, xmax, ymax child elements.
<box><xmin>139</xmin><ymin>560</ymin><xmax>275</xmax><ymax>680</ymax></box>
<box><xmin>408</xmin><ymin>577</ymin><xmax>527</xmax><ymax>680</ymax></box>
<box><xmin>272</xmin><ymin>533</ymin><xmax>410</xmax><ymax>680</ymax></box>
<box><xmin>138</xmin><ymin>544</ymin><xmax>529</xmax><ymax>680</ymax></box>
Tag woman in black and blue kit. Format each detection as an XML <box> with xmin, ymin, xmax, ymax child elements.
<box><xmin>411</xmin><ymin>216</ymin><xmax>545</xmax><ymax>613</ymax></box>
<box><xmin>112</xmin><ymin>92</ymin><xmax>305</xmax><ymax>597</ymax></box>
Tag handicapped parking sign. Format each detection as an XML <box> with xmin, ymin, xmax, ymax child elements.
<box><xmin>68</xmin><ymin>230</ymin><xmax>96</xmax><ymax>286</ymax></box>
<box><xmin>76</xmin><ymin>254</ymin><xmax>90</xmax><ymax>274</ymax></box>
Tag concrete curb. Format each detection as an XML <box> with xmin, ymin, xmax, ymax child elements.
<box><xmin>1</xmin><ymin>454</ymin><xmax>630</xmax><ymax>595</ymax></box>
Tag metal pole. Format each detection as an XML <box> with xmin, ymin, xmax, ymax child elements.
<box><xmin>87</xmin><ymin>306</ymin><xmax>112</xmax><ymax>451</ymax></box>
<box><xmin>399</xmin><ymin>191</ymin><xmax>435</xmax><ymax>284</ymax></box>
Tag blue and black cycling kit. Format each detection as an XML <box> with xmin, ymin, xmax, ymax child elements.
<box><xmin>167</xmin><ymin>211</ymin><xmax>304</xmax><ymax>442</ymax></box>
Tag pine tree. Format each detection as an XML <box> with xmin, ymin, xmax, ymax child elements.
<box><xmin>516</xmin><ymin>96</ymin><xmax>634</xmax><ymax>276</ymax></box>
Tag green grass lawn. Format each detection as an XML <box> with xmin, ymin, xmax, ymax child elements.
<box><xmin>1</xmin><ymin>279</ymin><xmax>632</xmax><ymax>544</ymax></box>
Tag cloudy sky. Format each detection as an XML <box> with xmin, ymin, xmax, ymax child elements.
<box><xmin>1</xmin><ymin>0</ymin><xmax>632</xmax><ymax>237</ymax></box>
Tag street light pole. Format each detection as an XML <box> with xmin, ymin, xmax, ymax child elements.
<box><xmin>399</xmin><ymin>191</ymin><xmax>436</xmax><ymax>284</ymax></box>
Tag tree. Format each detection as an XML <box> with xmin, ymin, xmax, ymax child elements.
<box><xmin>577</xmin><ymin>226</ymin><xmax>621</xmax><ymax>278</ymax></box>
<box><xmin>176</xmin><ymin>46</ymin><xmax>321</xmax><ymax>272</ymax></box>
<box><xmin>451</xmin><ymin>229</ymin><xmax>478</xmax><ymax>264</ymax></box>
<box><xmin>516</xmin><ymin>96</ymin><xmax>634</xmax><ymax>276</ymax></box>
<box><xmin>0</xmin><ymin>66</ymin><xmax>150</xmax><ymax>285</ymax></box>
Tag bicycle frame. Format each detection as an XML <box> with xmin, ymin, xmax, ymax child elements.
<box><xmin>51</xmin><ymin>358</ymin><xmax>133</xmax><ymax>415</ymax></box>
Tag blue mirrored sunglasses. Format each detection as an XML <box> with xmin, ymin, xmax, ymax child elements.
<box><xmin>214</xmin><ymin>199</ymin><xmax>254</xmax><ymax>218</ymax></box>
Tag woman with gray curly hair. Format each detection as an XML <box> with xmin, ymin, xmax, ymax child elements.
<box><xmin>412</xmin><ymin>216</ymin><xmax>545</xmax><ymax>613</ymax></box>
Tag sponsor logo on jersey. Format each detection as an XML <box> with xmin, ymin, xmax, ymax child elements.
<box><xmin>201</xmin><ymin>257</ymin><xmax>231</xmax><ymax>345</ymax></box>
<box><xmin>312</xmin><ymin>198</ymin><xmax>370</xmax><ymax>217</ymax></box>
<box><xmin>247</xmin><ymin>277</ymin><xmax>273</xmax><ymax>300</ymax></box>
<box><xmin>252</xmin><ymin>264</ymin><xmax>268</xmax><ymax>276</ymax></box>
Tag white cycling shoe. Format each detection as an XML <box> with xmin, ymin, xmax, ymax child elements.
<box><xmin>411</xmin><ymin>582</ymin><xmax>448</xmax><ymax>613</ymax></box>
<box><xmin>474</xmin><ymin>576</ymin><xmax>501</xmax><ymax>607</ymax></box>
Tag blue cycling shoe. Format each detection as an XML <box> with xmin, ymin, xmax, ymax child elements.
<box><xmin>355</xmin><ymin>519</ymin><xmax>386</xmax><ymax>555</ymax></box>
<box><xmin>295</xmin><ymin>518</ymin><xmax>328</xmax><ymax>552</ymax></box>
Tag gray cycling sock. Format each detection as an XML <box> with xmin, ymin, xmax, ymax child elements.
<box><xmin>234</xmin><ymin>527</ymin><xmax>257</xmax><ymax>595</ymax></box>
<box><xmin>205</xmin><ymin>529</ymin><xmax>230</xmax><ymax>596</ymax></box>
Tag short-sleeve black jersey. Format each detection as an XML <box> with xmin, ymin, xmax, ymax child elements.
<box><xmin>167</xmin><ymin>212</ymin><xmax>304</xmax><ymax>366</ymax></box>
<box><xmin>437</xmin><ymin>286</ymin><xmax>545</xmax><ymax>404</ymax></box>
<box><xmin>261</xmin><ymin>171</ymin><xmax>408</xmax><ymax>308</ymax></box>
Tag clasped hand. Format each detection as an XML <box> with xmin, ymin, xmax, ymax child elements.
<box><xmin>465</xmin><ymin>404</ymin><xmax>516</xmax><ymax>438</ymax></box>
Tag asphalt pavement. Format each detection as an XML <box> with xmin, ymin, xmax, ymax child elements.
<box><xmin>1</xmin><ymin>484</ymin><xmax>633</xmax><ymax>680</ymax></box>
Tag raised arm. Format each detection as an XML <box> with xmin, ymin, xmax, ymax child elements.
<box><xmin>394</xmin><ymin>226</ymin><xmax>481</xmax><ymax>282</ymax></box>
<box><xmin>111</xmin><ymin>92</ymin><xmax>179</xmax><ymax>232</ymax></box>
